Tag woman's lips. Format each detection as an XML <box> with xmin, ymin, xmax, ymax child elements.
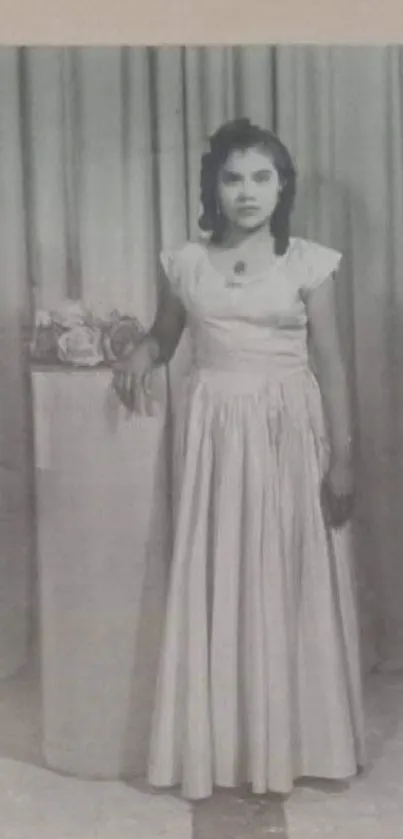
<box><xmin>237</xmin><ymin>205</ymin><xmax>260</xmax><ymax>214</ymax></box>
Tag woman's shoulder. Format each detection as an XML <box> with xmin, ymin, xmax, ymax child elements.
<box><xmin>159</xmin><ymin>239</ymin><xmax>205</xmax><ymax>292</ymax></box>
<box><xmin>160</xmin><ymin>238</ymin><xmax>204</xmax><ymax>266</ymax></box>
<box><xmin>287</xmin><ymin>236</ymin><xmax>343</xmax><ymax>293</ymax></box>
<box><xmin>289</xmin><ymin>236</ymin><xmax>342</xmax><ymax>271</ymax></box>
<box><xmin>289</xmin><ymin>236</ymin><xmax>342</xmax><ymax>263</ymax></box>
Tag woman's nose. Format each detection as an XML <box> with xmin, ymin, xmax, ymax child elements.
<box><xmin>238</xmin><ymin>179</ymin><xmax>255</xmax><ymax>200</ymax></box>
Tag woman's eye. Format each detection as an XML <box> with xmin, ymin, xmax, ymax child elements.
<box><xmin>221</xmin><ymin>172</ymin><xmax>242</xmax><ymax>185</ymax></box>
<box><xmin>254</xmin><ymin>171</ymin><xmax>272</xmax><ymax>183</ymax></box>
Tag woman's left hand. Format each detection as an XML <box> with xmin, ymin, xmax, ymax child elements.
<box><xmin>321</xmin><ymin>458</ymin><xmax>355</xmax><ymax>530</ymax></box>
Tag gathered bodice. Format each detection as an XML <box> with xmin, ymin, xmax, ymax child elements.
<box><xmin>187</xmin><ymin>312</ymin><xmax>310</xmax><ymax>377</ymax></box>
<box><xmin>161</xmin><ymin>238</ymin><xmax>342</xmax><ymax>378</ymax></box>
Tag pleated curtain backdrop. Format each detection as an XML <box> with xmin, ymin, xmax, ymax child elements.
<box><xmin>0</xmin><ymin>48</ymin><xmax>32</xmax><ymax>677</ymax></box>
<box><xmin>15</xmin><ymin>46</ymin><xmax>276</xmax><ymax>319</ymax></box>
<box><xmin>275</xmin><ymin>46</ymin><xmax>403</xmax><ymax>669</ymax></box>
<box><xmin>1</xmin><ymin>45</ymin><xmax>402</xmax><ymax>678</ymax></box>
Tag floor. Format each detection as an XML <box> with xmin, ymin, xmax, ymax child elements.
<box><xmin>0</xmin><ymin>656</ymin><xmax>403</xmax><ymax>838</ymax></box>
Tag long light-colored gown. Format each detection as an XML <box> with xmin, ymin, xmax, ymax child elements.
<box><xmin>147</xmin><ymin>237</ymin><xmax>365</xmax><ymax>800</ymax></box>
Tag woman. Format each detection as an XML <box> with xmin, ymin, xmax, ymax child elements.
<box><xmin>114</xmin><ymin>118</ymin><xmax>365</xmax><ymax>800</ymax></box>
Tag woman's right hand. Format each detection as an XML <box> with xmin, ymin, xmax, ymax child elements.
<box><xmin>112</xmin><ymin>338</ymin><xmax>157</xmax><ymax>412</ymax></box>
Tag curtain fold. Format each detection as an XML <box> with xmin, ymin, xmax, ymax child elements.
<box><xmin>0</xmin><ymin>48</ymin><xmax>32</xmax><ymax>676</ymax></box>
<box><xmin>16</xmin><ymin>46</ymin><xmax>277</xmax><ymax>322</ymax></box>
<box><xmin>276</xmin><ymin>45</ymin><xmax>403</xmax><ymax>668</ymax></box>
<box><xmin>1</xmin><ymin>45</ymin><xmax>403</xmax><ymax>676</ymax></box>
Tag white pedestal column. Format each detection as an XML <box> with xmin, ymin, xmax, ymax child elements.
<box><xmin>31</xmin><ymin>366</ymin><xmax>169</xmax><ymax>780</ymax></box>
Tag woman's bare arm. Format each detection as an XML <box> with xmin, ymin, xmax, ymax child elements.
<box><xmin>146</xmin><ymin>265</ymin><xmax>187</xmax><ymax>365</ymax></box>
<box><xmin>113</xmin><ymin>266</ymin><xmax>186</xmax><ymax>409</ymax></box>
<box><xmin>306</xmin><ymin>275</ymin><xmax>354</xmax><ymax>491</ymax></box>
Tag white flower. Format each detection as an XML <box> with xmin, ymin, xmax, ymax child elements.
<box><xmin>57</xmin><ymin>325</ymin><xmax>104</xmax><ymax>366</ymax></box>
<box><xmin>51</xmin><ymin>300</ymin><xmax>86</xmax><ymax>329</ymax></box>
<box><xmin>35</xmin><ymin>309</ymin><xmax>52</xmax><ymax>328</ymax></box>
<box><xmin>102</xmin><ymin>317</ymin><xmax>144</xmax><ymax>362</ymax></box>
<box><xmin>89</xmin><ymin>298</ymin><xmax>120</xmax><ymax>323</ymax></box>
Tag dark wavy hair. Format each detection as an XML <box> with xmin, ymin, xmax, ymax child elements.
<box><xmin>199</xmin><ymin>118</ymin><xmax>297</xmax><ymax>256</ymax></box>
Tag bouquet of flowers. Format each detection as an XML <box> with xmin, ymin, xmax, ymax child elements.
<box><xmin>30</xmin><ymin>300</ymin><xmax>145</xmax><ymax>368</ymax></box>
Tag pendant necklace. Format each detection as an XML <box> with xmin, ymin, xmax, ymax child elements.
<box><xmin>225</xmin><ymin>260</ymin><xmax>247</xmax><ymax>287</ymax></box>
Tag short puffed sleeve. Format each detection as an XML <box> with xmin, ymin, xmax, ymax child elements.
<box><xmin>159</xmin><ymin>250</ymin><xmax>180</xmax><ymax>293</ymax></box>
<box><xmin>297</xmin><ymin>238</ymin><xmax>342</xmax><ymax>297</ymax></box>
<box><xmin>160</xmin><ymin>241</ymin><xmax>195</xmax><ymax>298</ymax></box>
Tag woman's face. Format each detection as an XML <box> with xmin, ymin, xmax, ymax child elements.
<box><xmin>216</xmin><ymin>146</ymin><xmax>281</xmax><ymax>232</ymax></box>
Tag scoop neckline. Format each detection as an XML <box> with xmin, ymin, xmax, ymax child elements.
<box><xmin>193</xmin><ymin>238</ymin><xmax>294</xmax><ymax>282</ymax></box>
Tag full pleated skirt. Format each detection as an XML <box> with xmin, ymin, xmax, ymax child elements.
<box><xmin>147</xmin><ymin>366</ymin><xmax>366</xmax><ymax>800</ymax></box>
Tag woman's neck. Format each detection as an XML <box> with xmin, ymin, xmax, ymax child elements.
<box><xmin>218</xmin><ymin>224</ymin><xmax>274</xmax><ymax>252</ymax></box>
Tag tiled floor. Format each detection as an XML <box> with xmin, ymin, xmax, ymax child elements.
<box><xmin>0</xmin><ymin>757</ymin><xmax>192</xmax><ymax>839</ymax></box>
<box><xmin>284</xmin><ymin>669</ymin><xmax>403</xmax><ymax>838</ymax></box>
<box><xmin>1</xmin><ymin>657</ymin><xmax>403</xmax><ymax>838</ymax></box>
<box><xmin>193</xmin><ymin>788</ymin><xmax>286</xmax><ymax>838</ymax></box>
